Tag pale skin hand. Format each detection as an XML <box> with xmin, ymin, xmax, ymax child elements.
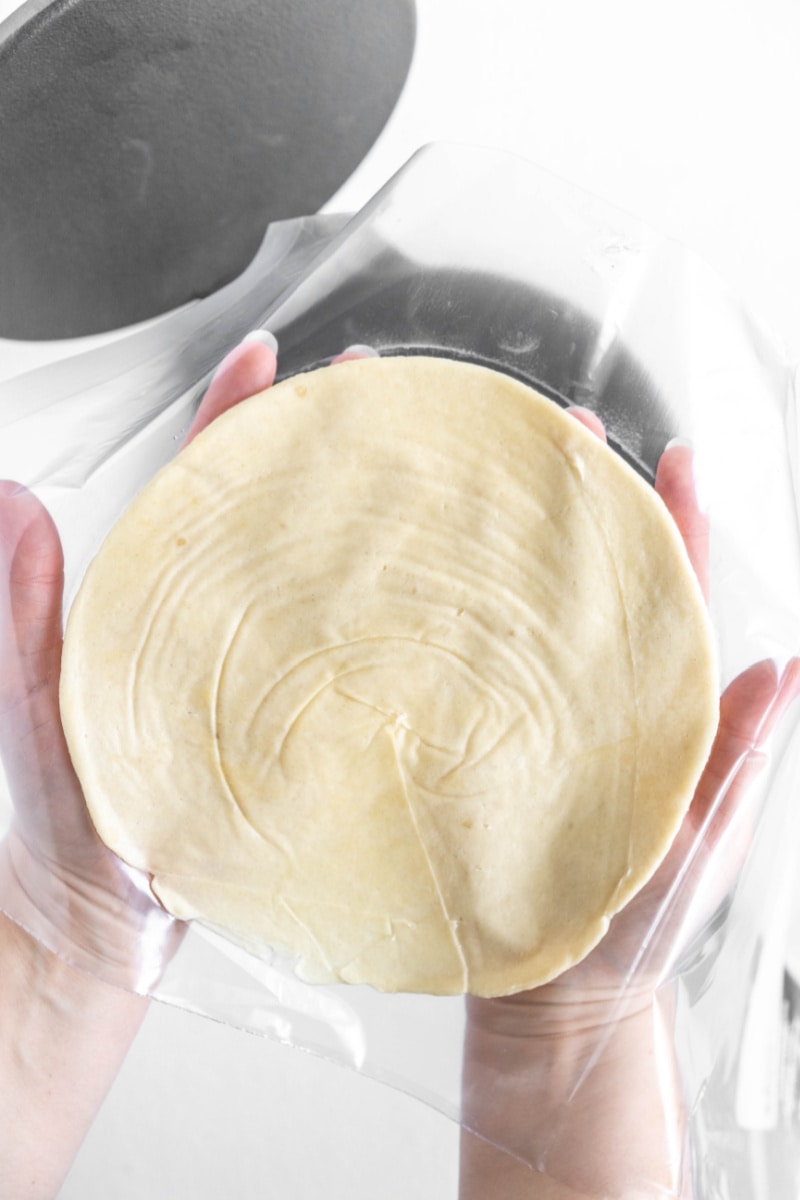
<box><xmin>0</xmin><ymin>336</ymin><xmax>278</xmax><ymax>1200</ymax></box>
<box><xmin>459</xmin><ymin>412</ymin><xmax>800</xmax><ymax>1200</ymax></box>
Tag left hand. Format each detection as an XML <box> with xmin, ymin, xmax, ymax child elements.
<box><xmin>0</xmin><ymin>335</ymin><xmax>278</xmax><ymax>989</ymax></box>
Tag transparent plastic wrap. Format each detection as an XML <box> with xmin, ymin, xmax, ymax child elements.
<box><xmin>2</xmin><ymin>143</ymin><xmax>800</xmax><ymax>1198</ymax></box>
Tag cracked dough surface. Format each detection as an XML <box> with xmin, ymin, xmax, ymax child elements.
<box><xmin>60</xmin><ymin>355</ymin><xmax>718</xmax><ymax>997</ymax></box>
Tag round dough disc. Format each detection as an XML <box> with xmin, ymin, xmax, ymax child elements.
<box><xmin>60</xmin><ymin>355</ymin><xmax>718</xmax><ymax>997</ymax></box>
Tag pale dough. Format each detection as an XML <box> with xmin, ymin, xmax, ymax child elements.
<box><xmin>60</xmin><ymin>356</ymin><xmax>718</xmax><ymax>996</ymax></box>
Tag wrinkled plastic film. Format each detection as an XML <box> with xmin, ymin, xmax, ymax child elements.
<box><xmin>0</xmin><ymin>143</ymin><xmax>799</xmax><ymax>1197</ymax></box>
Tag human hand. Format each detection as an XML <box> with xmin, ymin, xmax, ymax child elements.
<box><xmin>482</xmin><ymin>416</ymin><xmax>799</xmax><ymax>1023</ymax></box>
<box><xmin>467</xmin><ymin>414</ymin><xmax>800</xmax><ymax>1030</ymax></box>
<box><xmin>0</xmin><ymin>333</ymin><xmax>279</xmax><ymax>989</ymax></box>
<box><xmin>459</xmin><ymin>412</ymin><xmax>800</xmax><ymax>1199</ymax></box>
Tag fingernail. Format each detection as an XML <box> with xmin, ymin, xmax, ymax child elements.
<box><xmin>340</xmin><ymin>344</ymin><xmax>379</xmax><ymax>358</ymax></box>
<box><xmin>665</xmin><ymin>437</ymin><xmax>693</xmax><ymax>452</ymax></box>
<box><xmin>243</xmin><ymin>329</ymin><xmax>278</xmax><ymax>353</ymax></box>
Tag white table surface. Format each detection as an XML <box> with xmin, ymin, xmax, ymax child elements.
<box><xmin>2</xmin><ymin>0</ymin><xmax>799</xmax><ymax>1195</ymax></box>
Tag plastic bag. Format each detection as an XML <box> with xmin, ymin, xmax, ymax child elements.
<box><xmin>2</xmin><ymin>142</ymin><xmax>800</xmax><ymax>1197</ymax></box>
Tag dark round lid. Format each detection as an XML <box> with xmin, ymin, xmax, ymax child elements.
<box><xmin>0</xmin><ymin>0</ymin><xmax>415</xmax><ymax>339</ymax></box>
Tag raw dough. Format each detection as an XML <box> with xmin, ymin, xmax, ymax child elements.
<box><xmin>60</xmin><ymin>355</ymin><xmax>718</xmax><ymax>996</ymax></box>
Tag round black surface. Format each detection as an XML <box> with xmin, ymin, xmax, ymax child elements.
<box><xmin>271</xmin><ymin>253</ymin><xmax>672</xmax><ymax>481</ymax></box>
<box><xmin>0</xmin><ymin>0</ymin><xmax>415</xmax><ymax>339</ymax></box>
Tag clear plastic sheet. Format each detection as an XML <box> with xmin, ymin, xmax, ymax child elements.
<box><xmin>2</xmin><ymin>142</ymin><xmax>800</xmax><ymax>1197</ymax></box>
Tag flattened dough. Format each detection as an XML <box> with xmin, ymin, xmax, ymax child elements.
<box><xmin>60</xmin><ymin>356</ymin><xmax>718</xmax><ymax>996</ymax></box>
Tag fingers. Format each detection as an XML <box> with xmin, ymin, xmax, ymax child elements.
<box><xmin>182</xmin><ymin>331</ymin><xmax>278</xmax><ymax>447</ymax></box>
<box><xmin>0</xmin><ymin>483</ymin><xmax>89</xmax><ymax>841</ymax></box>
<box><xmin>661</xmin><ymin>656</ymin><xmax>800</xmax><ymax>938</ymax></box>
<box><xmin>566</xmin><ymin>411</ymin><xmax>710</xmax><ymax>603</ymax></box>
<box><xmin>184</xmin><ymin>336</ymin><xmax>380</xmax><ymax>449</ymax></box>
<box><xmin>566</xmin><ymin>405</ymin><xmax>607</xmax><ymax>443</ymax></box>
<box><xmin>654</xmin><ymin>442</ymin><xmax>710</xmax><ymax>602</ymax></box>
<box><xmin>330</xmin><ymin>344</ymin><xmax>380</xmax><ymax>365</ymax></box>
<box><xmin>692</xmin><ymin>657</ymin><xmax>800</xmax><ymax>833</ymax></box>
<box><xmin>0</xmin><ymin>482</ymin><xmax>65</xmax><ymax>712</ymax></box>
<box><xmin>751</xmin><ymin>655</ymin><xmax>800</xmax><ymax>744</ymax></box>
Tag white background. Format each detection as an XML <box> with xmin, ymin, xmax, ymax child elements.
<box><xmin>2</xmin><ymin>0</ymin><xmax>800</xmax><ymax>1195</ymax></box>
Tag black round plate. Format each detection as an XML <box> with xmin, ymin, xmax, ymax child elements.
<box><xmin>0</xmin><ymin>0</ymin><xmax>415</xmax><ymax>338</ymax></box>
